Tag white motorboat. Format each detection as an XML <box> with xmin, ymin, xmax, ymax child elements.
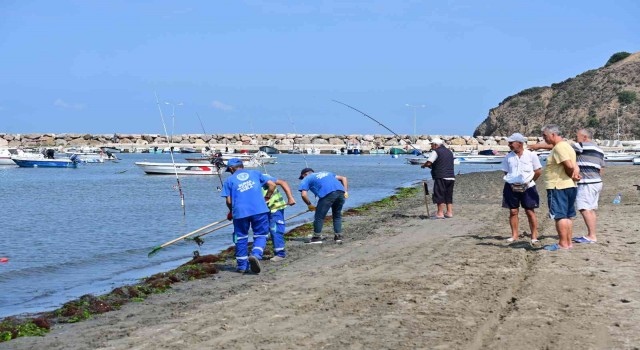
<box><xmin>456</xmin><ymin>155</ymin><xmax>505</xmax><ymax>164</ymax></box>
<box><xmin>632</xmin><ymin>157</ymin><xmax>640</xmax><ymax>165</ymax></box>
<box><xmin>0</xmin><ymin>148</ymin><xmax>45</xmax><ymax>165</ymax></box>
<box><xmin>604</xmin><ymin>152</ymin><xmax>636</xmax><ymax>162</ymax></box>
<box><xmin>135</xmin><ymin>162</ymin><xmax>221</xmax><ymax>175</ymax></box>
<box><xmin>0</xmin><ymin>148</ymin><xmax>15</xmax><ymax>165</ymax></box>
<box><xmin>185</xmin><ymin>151</ymin><xmax>276</xmax><ymax>165</ymax></box>
<box><xmin>406</xmin><ymin>157</ymin><xmax>460</xmax><ymax>165</ymax></box>
<box><xmin>305</xmin><ymin>147</ymin><xmax>321</xmax><ymax>155</ymax></box>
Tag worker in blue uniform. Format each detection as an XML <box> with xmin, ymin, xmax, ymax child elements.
<box><xmin>298</xmin><ymin>168</ymin><xmax>349</xmax><ymax>244</ymax></box>
<box><xmin>221</xmin><ymin>158</ymin><xmax>276</xmax><ymax>273</ymax></box>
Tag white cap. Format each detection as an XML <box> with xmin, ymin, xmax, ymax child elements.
<box><xmin>506</xmin><ymin>133</ymin><xmax>527</xmax><ymax>143</ymax></box>
<box><xmin>430</xmin><ymin>138</ymin><xmax>444</xmax><ymax>145</ymax></box>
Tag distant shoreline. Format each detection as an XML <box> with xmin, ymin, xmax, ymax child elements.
<box><xmin>1</xmin><ymin>132</ymin><xmax>630</xmax><ymax>153</ymax></box>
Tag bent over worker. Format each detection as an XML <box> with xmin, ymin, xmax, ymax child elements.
<box><xmin>261</xmin><ymin>174</ymin><xmax>296</xmax><ymax>261</ymax></box>
<box><xmin>221</xmin><ymin>158</ymin><xmax>276</xmax><ymax>273</ymax></box>
<box><xmin>298</xmin><ymin>168</ymin><xmax>348</xmax><ymax>244</ymax></box>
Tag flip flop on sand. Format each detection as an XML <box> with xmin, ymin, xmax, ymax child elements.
<box><xmin>444</xmin><ymin>214</ymin><xmax>453</xmax><ymax>218</ymax></box>
<box><xmin>573</xmin><ymin>236</ymin><xmax>597</xmax><ymax>244</ymax></box>
<box><xmin>432</xmin><ymin>215</ymin><xmax>445</xmax><ymax>219</ymax></box>
<box><xmin>543</xmin><ymin>243</ymin><xmax>571</xmax><ymax>251</ymax></box>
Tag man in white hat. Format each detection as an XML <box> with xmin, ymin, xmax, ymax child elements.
<box><xmin>421</xmin><ymin>138</ymin><xmax>455</xmax><ymax>219</ymax></box>
<box><xmin>501</xmin><ymin>133</ymin><xmax>542</xmax><ymax>243</ymax></box>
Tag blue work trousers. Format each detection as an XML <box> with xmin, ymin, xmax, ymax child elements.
<box><xmin>233</xmin><ymin>212</ymin><xmax>269</xmax><ymax>270</ymax></box>
<box><xmin>269</xmin><ymin>209</ymin><xmax>286</xmax><ymax>258</ymax></box>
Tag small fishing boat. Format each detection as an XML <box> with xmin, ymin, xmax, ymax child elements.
<box><xmin>305</xmin><ymin>147</ymin><xmax>321</xmax><ymax>155</ymax></box>
<box><xmin>135</xmin><ymin>162</ymin><xmax>220</xmax><ymax>175</ymax></box>
<box><xmin>346</xmin><ymin>142</ymin><xmax>361</xmax><ymax>155</ymax></box>
<box><xmin>179</xmin><ymin>147</ymin><xmax>198</xmax><ymax>154</ymax></box>
<box><xmin>369</xmin><ymin>148</ymin><xmax>387</xmax><ymax>155</ymax></box>
<box><xmin>389</xmin><ymin>148</ymin><xmax>406</xmax><ymax>155</ymax></box>
<box><xmin>632</xmin><ymin>157</ymin><xmax>640</xmax><ymax>165</ymax></box>
<box><xmin>259</xmin><ymin>145</ymin><xmax>279</xmax><ymax>154</ymax></box>
<box><xmin>185</xmin><ymin>151</ymin><xmax>277</xmax><ymax>165</ymax></box>
<box><xmin>604</xmin><ymin>152</ymin><xmax>636</xmax><ymax>162</ymax></box>
<box><xmin>456</xmin><ymin>155</ymin><xmax>504</xmax><ymax>164</ymax></box>
<box><xmin>406</xmin><ymin>157</ymin><xmax>460</xmax><ymax>165</ymax></box>
<box><xmin>13</xmin><ymin>155</ymin><xmax>80</xmax><ymax>168</ymax></box>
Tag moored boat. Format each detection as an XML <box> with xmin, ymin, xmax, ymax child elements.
<box><xmin>632</xmin><ymin>157</ymin><xmax>640</xmax><ymax>165</ymax></box>
<box><xmin>456</xmin><ymin>155</ymin><xmax>505</xmax><ymax>164</ymax></box>
<box><xmin>259</xmin><ymin>145</ymin><xmax>279</xmax><ymax>154</ymax></box>
<box><xmin>604</xmin><ymin>152</ymin><xmax>636</xmax><ymax>162</ymax></box>
<box><xmin>135</xmin><ymin>162</ymin><xmax>220</xmax><ymax>175</ymax></box>
<box><xmin>13</xmin><ymin>155</ymin><xmax>80</xmax><ymax>168</ymax></box>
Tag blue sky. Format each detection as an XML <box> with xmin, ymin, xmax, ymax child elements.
<box><xmin>1</xmin><ymin>1</ymin><xmax>638</xmax><ymax>136</ymax></box>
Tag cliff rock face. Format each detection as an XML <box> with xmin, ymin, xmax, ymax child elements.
<box><xmin>474</xmin><ymin>52</ymin><xmax>640</xmax><ymax>139</ymax></box>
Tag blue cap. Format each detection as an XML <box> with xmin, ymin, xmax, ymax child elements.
<box><xmin>225</xmin><ymin>158</ymin><xmax>243</xmax><ymax>172</ymax></box>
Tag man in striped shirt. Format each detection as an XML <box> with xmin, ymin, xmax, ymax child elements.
<box><xmin>531</xmin><ymin>128</ymin><xmax>605</xmax><ymax>244</ymax></box>
<box><xmin>572</xmin><ymin>128</ymin><xmax>605</xmax><ymax>244</ymax></box>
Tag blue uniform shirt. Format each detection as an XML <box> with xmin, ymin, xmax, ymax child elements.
<box><xmin>298</xmin><ymin>171</ymin><xmax>344</xmax><ymax>199</ymax></box>
<box><xmin>221</xmin><ymin>169</ymin><xmax>270</xmax><ymax>219</ymax></box>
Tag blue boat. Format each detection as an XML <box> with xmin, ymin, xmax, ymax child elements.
<box><xmin>12</xmin><ymin>155</ymin><xmax>80</xmax><ymax>168</ymax></box>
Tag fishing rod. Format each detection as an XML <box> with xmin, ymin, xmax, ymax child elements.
<box><xmin>196</xmin><ymin>112</ymin><xmax>225</xmax><ymax>191</ymax></box>
<box><xmin>147</xmin><ymin>217</ymin><xmax>228</xmax><ymax>257</ymax></box>
<box><xmin>289</xmin><ymin>116</ymin><xmax>309</xmax><ymax>167</ymax></box>
<box><xmin>155</xmin><ymin>92</ymin><xmax>185</xmax><ymax>215</ymax></box>
<box><xmin>332</xmin><ymin>100</ymin><xmax>428</xmax><ymax>158</ymax></box>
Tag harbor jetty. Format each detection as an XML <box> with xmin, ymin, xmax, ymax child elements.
<box><xmin>0</xmin><ymin>133</ymin><xmax>626</xmax><ymax>153</ymax></box>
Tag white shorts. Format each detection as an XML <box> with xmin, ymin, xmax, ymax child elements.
<box><xmin>576</xmin><ymin>182</ymin><xmax>603</xmax><ymax>211</ymax></box>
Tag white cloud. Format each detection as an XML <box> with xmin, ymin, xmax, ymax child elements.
<box><xmin>212</xmin><ymin>100</ymin><xmax>233</xmax><ymax>111</ymax></box>
<box><xmin>54</xmin><ymin>99</ymin><xmax>85</xmax><ymax>110</ymax></box>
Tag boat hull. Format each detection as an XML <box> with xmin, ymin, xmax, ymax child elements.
<box><xmin>13</xmin><ymin>158</ymin><xmax>78</xmax><ymax>168</ymax></box>
<box><xmin>632</xmin><ymin>157</ymin><xmax>640</xmax><ymax>165</ymax></box>
<box><xmin>456</xmin><ymin>156</ymin><xmax>504</xmax><ymax>164</ymax></box>
<box><xmin>135</xmin><ymin>162</ymin><xmax>220</xmax><ymax>175</ymax></box>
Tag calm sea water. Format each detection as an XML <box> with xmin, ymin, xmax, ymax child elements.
<box><xmin>0</xmin><ymin>153</ymin><xmax>501</xmax><ymax>317</ymax></box>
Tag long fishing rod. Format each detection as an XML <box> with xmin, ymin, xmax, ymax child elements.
<box><xmin>289</xmin><ymin>116</ymin><xmax>309</xmax><ymax>167</ymax></box>
<box><xmin>196</xmin><ymin>112</ymin><xmax>224</xmax><ymax>191</ymax></box>
<box><xmin>155</xmin><ymin>92</ymin><xmax>185</xmax><ymax>215</ymax></box>
<box><xmin>332</xmin><ymin>100</ymin><xmax>428</xmax><ymax>158</ymax></box>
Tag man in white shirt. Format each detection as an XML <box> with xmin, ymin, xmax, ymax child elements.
<box><xmin>501</xmin><ymin>133</ymin><xmax>543</xmax><ymax>243</ymax></box>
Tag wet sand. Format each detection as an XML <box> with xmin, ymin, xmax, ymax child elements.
<box><xmin>4</xmin><ymin>166</ymin><xmax>640</xmax><ymax>349</ymax></box>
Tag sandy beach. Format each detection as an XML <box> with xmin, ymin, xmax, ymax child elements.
<box><xmin>3</xmin><ymin>165</ymin><xmax>640</xmax><ymax>350</ymax></box>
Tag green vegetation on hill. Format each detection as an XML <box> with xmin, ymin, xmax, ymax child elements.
<box><xmin>474</xmin><ymin>51</ymin><xmax>640</xmax><ymax>139</ymax></box>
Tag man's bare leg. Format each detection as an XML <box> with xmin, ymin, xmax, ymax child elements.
<box><xmin>525</xmin><ymin>208</ymin><xmax>538</xmax><ymax>241</ymax></box>
<box><xmin>509</xmin><ymin>208</ymin><xmax>519</xmax><ymax>240</ymax></box>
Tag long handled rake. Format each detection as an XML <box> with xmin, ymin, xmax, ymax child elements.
<box><xmin>188</xmin><ymin>209</ymin><xmax>312</xmax><ymax>243</ymax></box>
<box><xmin>148</xmin><ymin>217</ymin><xmax>227</xmax><ymax>257</ymax></box>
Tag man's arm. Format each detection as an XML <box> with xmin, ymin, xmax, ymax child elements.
<box><xmin>276</xmin><ymin>179</ymin><xmax>296</xmax><ymax>205</ymax></box>
<box><xmin>561</xmin><ymin>160</ymin><xmax>581</xmax><ymax>181</ymax></box>
<box><xmin>335</xmin><ymin>175</ymin><xmax>348</xmax><ymax>192</ymax></box>
<box><xmin>225</xmin><ymin>196</ymin><xmax>232</xmax><ymax>211</ymax></box>
<box><xmin>264</xmin><ymin>180</ymin><xmax>276</xmax><ymax>199</ymax></box>
<box><xmin>532</xmin><ymin>168</ymin><xmax>542</xmax><ymax>182</ymax></box>
<box><xmin>300</xmin><ymin>190</ymin><xmax>312</xmax><ymax>205</ymax></box>
<box><xmin>528</xmin><ymin>143</ymin><xmax>553</xmax><ymax>151</ymax></box>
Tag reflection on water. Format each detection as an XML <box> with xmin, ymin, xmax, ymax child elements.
<box><xmin>0</xmin><ymin>153</ymin><xmax>501</xmax><ymax>317</ymax></box>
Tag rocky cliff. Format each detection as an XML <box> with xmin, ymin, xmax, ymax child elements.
<box><xmin>474</xmin><ymin>52</ymin><xmax>640</xmax><ymax>139</ymax></box>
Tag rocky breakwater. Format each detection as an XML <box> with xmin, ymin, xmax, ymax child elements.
<box><xmin>0</xmin><ymin>133</ymin><xmax>548</xmax><ymax>153</ymax></box>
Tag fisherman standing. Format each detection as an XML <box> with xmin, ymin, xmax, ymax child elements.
<box><xmin>221</xmin><ymin>158</ymin><xmax>276</xmax><ymax>273</ymax></box>
<box><xmin>421</xmin><ymin>138</ymin><xmax>455</xmax><ymax>218</ymax></box>
<box><xmin>298</xmin><ymin>168</ymin><xmax>348</xmax><ymax>244</ymax></box>
<box><xmin>262</xmin><ymin>175</ymin><xmax>296</xmax><ymax>261</ymax></box>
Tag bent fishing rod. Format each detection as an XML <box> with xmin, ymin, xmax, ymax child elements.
<box><xmin>332</xmin><ymin>100</ymin><xmax>428</xmax><ymax>158</ymax></box>
<box><xmin>155</xmin><ymin>92</ymin><xmax>185</xmax><ymax>215</ymax></box>
<box><xmin>196</xmin><ymin>112</ymin><xmax>225</xmax><ymax>191</ymax></box>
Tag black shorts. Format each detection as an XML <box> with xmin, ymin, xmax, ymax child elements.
<box><xmin>502</xmin><ymin>183</ymin><xmax>540</xmax><ymax>209</ymax></box>
<box><xmin>433</xmin><ymin>178</ymin><xmax>455</xmax><ymax>204</ymax></box>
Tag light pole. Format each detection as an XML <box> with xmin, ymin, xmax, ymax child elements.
<box><xmin>608</xmin><ymin>105</ymin><xmax>628</xmax><ymax>141</ymax></box>
<box><xmin>405</xmin><ymin>104</ymin><xmax>426</xmax><ymax>143</ymax></box>
<box><xmin>164</xmin><ymin>102</ymin><xmax>183</xmax><ymax>143</ymax></box>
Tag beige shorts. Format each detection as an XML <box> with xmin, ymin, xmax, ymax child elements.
<box><xmin>576</xmin><ymin>182</ymin><xmax>603</xmax><ymax>211</ymax></box>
